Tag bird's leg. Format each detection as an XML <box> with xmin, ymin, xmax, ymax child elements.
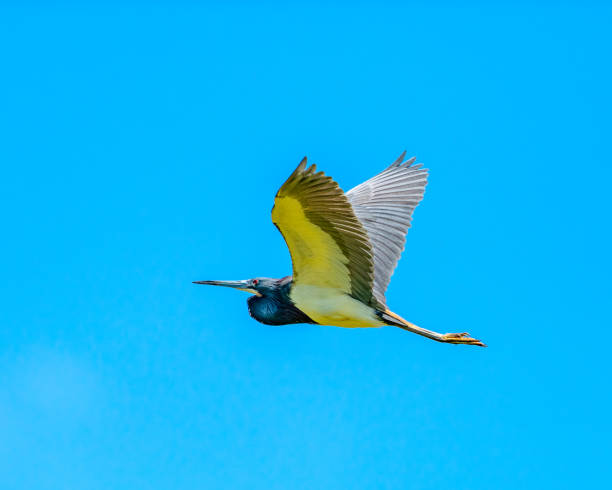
<box><xmin>390</xmin><ymin>315</ymin><xmax>486</xmax><ymax>347</ymax></box>
<box><xmin>380</xmin><ymin>309</ymin><xmax>486</xmax><ymax>346</ymax></box>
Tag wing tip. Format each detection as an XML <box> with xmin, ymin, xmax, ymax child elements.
<box><xmin>290</xmin><ymin>156</ymin><xmax>309</xmax><ymax>179</ymax></box>
<box><xmin>296</xmin><ymin>156</ymin><xmax>319</xmax><ymax>176</ymax></box>
<box><xmin>398</xmin><ymin>153</ymin><xmax>428</xmax><ymax>175</ymax></box>
<box><xmin>391</xmin><ymin>151</ymin><xmax>422</xmax><ymax>169</ymax></box>
<box><xmin>392</xmin><ymin>151</ymin><xmax>407</xmax><ymax>167</ymax></box>
<box><xmin>298</xmin><ymin>156</ymin><xmax>308</xmax><ymax>171</ymax></box>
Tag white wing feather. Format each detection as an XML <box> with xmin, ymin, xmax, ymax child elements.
<box><xmin>346</xmin><ymin>152</ymin><xmax>428</xmax><ymax>305</ymax></box>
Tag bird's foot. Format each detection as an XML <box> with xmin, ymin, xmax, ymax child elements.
<box><xmin>440</xmin><ymin>332</ymin><xmax>486</xmax><ymax>347</ymax></box>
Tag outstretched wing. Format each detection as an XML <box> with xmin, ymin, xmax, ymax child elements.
<box><xmin>346</xmin><ymin>152</ymin><xmax>428</xmax><ymax>305</ymax></box>
<box><xmin>271</xmin><ymin>158</ymin><xmax>381</xmax><ymax>309</ymax></box>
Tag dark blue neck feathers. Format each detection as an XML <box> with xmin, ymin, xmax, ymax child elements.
<box><xmin>247</xmin><ymin>278</ymin><xmax>315</xmax><ymax>326</ymax></box>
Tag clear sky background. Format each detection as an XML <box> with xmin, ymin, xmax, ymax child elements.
<box><xmin>1</xmin><ymin>2</ymin><xmax>611</xmax><ymax>489</ymax></box>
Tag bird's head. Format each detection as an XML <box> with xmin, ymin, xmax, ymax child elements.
<box><xmin>192</xmin><ymin>277</ymin><xmax>277</xmax><ymax>297</ymax></box>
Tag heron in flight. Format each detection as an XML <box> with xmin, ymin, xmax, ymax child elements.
<box><xmin>195</xmin><ymin>152</ymin><xmax>485</xmax><ymax>346</ymax></box>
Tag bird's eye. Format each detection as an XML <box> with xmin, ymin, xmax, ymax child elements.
<box><xmin>252</xmin><ymin>279</ymin><xmax>259</xmax><ymax>286</ymax></box>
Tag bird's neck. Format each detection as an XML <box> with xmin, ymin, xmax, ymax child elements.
<box><xmin>247</xmin><ymin>278</ymin><xmax>314</xmax><ymax>326</ymax></box>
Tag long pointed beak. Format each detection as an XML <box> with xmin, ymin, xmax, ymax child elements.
<box><xmin>192</xmin><ymin>279</ymin><xmax>250</xmax><ymax>289</ymax></box>
<box><xmin>192</xmin><ymin>279</ymin><xmax>259</xmax><ymax>295</ymax></box>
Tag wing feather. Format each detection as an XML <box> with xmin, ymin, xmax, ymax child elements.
<box><xmin>346</xmin><ymin>152</ymin><xmax>428</xmax><ymax>305</ymax></box>
<box><xmin>272</xmin><ymin>158</ymin><xmax>380</xmax><ymax>309</ymax></box>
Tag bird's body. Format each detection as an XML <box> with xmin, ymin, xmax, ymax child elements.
<box><xmin>289</xmin><ymin>283</ymin><xmax>383</xmax><ymax>328</ymax></box>
<box><xmin>195</xmin><ymin>152</ymin><xmax>485</xmax><ymax>346</ymax></box>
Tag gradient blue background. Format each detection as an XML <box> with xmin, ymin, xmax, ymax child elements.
<box><xmin>1</xmin><ymin>3</ymin><xmax>610</xmax><ymax>489</ymax></box>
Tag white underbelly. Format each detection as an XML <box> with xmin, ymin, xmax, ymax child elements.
<box><xmin>290</xmin><ymin>284</ymin><xmax>384</xmax><ymax>328</ymax></box>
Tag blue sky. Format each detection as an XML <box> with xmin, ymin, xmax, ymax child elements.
<box><xmin>1</xmin><ymin>3</ymin><xmax>610</xmax><ymax>489</ymax></box>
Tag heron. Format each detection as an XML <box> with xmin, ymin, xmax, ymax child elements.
<box><xmin>194</xmin><ymin>152</ymin><xmax>485</xmax><ymax>346</ymax></box>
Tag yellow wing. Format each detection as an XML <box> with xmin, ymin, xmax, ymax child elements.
<box><xmin>271</xmin><ymin>157</ymin><xmax>380</xmax><ymax>309</ymax></box>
